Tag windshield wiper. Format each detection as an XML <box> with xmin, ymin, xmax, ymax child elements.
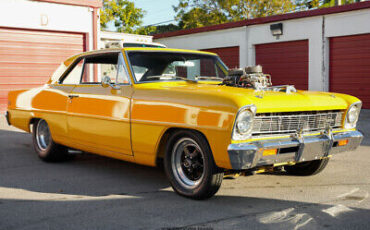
<box><xmin>196</xmin><ymin>76</ymin><xmax>224</xmax><ymax>81</ymax></box>
<box><xmin>168</xmin><ymin>76</ymin><xmax>198</xmax><ymax>83</ymax></box>
<box><xmin>145</xmin><ymin>75</ymin><xmax>198</xmax><ymax>83</ymax></box>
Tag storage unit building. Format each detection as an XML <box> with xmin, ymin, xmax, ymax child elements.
<box><xmin>154</xmin><ymin>2</ymin><xmax>370</xmax><ymax>108</ymax></box>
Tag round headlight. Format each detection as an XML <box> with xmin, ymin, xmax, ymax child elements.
<box><xmin>347</xmin><ymin>106</ymin><xmax>359</xmax><ymax>123</ymax></box>
<box><xmin>345</xmin><ymin>103</ymin><xmax>361</xmax><ymax>129</ymax></box>
<box><xmin>236</xmin><ymin>110</ymin><xmax>254</xmax><ymax>134</ymax></box>
<box><xmin>232</xmin><ymin>105</ymin><xmax>256</xmax><ymax>141</ymax></box>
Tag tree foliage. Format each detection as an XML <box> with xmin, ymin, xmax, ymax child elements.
<box><xmin>173</xmin><ymin>0</ymin><xmax>356</xmax><ymax>29</ymax></box>
<box><xmin>100</xmin><ymin>0</ymin><xmax>360</xmax><ymax>35</ymax></box>
<box><xmin>320</xmin><ymin>0</ymin><xmax>358</xmax><ymax>8</ymax></box>
<box><xmin>100</xmin><ymin>0</ymin><xmax>145</xmax><ymax>33</ymax></box>
<box><xmin>295</xmin><ymin>0</ymin><xmax>321</xmax><ymax>10</ymax></box>
<box><xmin>150</xmin><ymin>24</ymin><xmax>182</xmax><ymax>34</ymax></box>
<box><xmin>174</xmin><ymin>0</ymin><xmax>301</xmax><ymax>29</ymax></box>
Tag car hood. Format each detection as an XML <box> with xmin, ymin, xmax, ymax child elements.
<box><xmin>134</xmin><ymin>82</ymin><xmax>359</xmax><ymax>113</ymax></box>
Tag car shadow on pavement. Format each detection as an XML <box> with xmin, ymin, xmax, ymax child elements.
<box><xmin>0</xmin><ymin>128</ymin><xmax>170</xmax><ymax>197</ymax></box>
<box><xmin>1</xmin><ymin>129</ymin><xmax>370</xmax><ymax>230</ymax></box>
<box><xmin>0</xmin><ymin>187</ymin><xmax>369</xmax><ymax>230</ymax></box>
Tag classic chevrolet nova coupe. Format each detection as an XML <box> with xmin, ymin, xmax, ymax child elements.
<box><xmin>6</xmin><ymin>48</ymin><xmax>363</xmax><ymax>199</ymax></box>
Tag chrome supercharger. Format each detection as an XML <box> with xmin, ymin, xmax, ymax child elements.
<box><xmin>222</xmin><ymin>65</ymin><xmax>297</xmax><ymax>94</ymax></box>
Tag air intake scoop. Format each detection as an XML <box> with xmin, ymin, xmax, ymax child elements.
<box><xmin>222</xmin><ymin>65</ymin><xmax>297</xmax><ymax>94</ymax></box>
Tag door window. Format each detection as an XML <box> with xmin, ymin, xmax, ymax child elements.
<box><xmin>81</xmin><ymin>52</ymin><xmax>130</xmax><ymax>84</ymax></box>
<box><xmin>61</xmin><ymin>58</ymin><xmax>84</xmax><ymax>84</ymax></box>
<box><xmin>117</xmin><ymin>53</ymin><xmax>130</xmax><ymax>84</ymax></box>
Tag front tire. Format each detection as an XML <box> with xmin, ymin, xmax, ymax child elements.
<box><xmin>284</xmin><ymin>158</ymin><xmax>329</xmax><ymax>176</ymax></box>
<box><xmin>164</xmin><ymin>130</ymin><xmax>224</xmax><ymax>200</ymax></box>
<box><xmin>32</xmin><ymin>119</ymin><xmax>70</xmax><ymax>162</ymax></box>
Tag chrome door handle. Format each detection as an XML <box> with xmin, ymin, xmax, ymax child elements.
<box><xmin>68</xmin><ymin>95</ymin><xmax>79</xmax><ymax>99</ymax></box>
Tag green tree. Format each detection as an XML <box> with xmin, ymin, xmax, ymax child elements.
<box><xmin>100</xmin><ymin>0</ymin><xmax>145</xmax><ymax>33</ymax></box>
<box><xmin>174</xmin><ymin>0</ymin><xmax>300</xmax><ymax>29</ymax></box>
<box><xmin>320</xmin><ymin>0</ymin><xmax>358</xmax><ymax>8</ymax></box>
<box><xmin>152</xmin><ymin>24</ymin><xmax>182</xmax><ymax>34</ymax></box>
<box><xmin>135</xmin><ymin>25</ymin><xmax>157</xmax><ymax>35</ymax></box>
<box><xmin>295</xmin><ymin>0</ymin><xmax>321</xmax><ymax>10</ymax></box>
<box><xmin>173</xmin><ymin>0</ymin><xmax>359</xmax><ymax>30</ymax></box>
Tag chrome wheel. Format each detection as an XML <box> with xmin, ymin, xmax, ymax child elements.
<box><xmin>171</xmin><ymin>137</ymin><xmax>205</xmax><ymax>189</ymax></box>
<box><xmin>36</xmin><ymin>120</ymin><xmax>51</xmax><ymax>151</ymax></box>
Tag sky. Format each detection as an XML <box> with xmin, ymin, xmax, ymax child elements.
<box><xmin>106</xmin><ymin>0</ymin><xmax>180</xmax><ymax>31</ymax></box>
<box><xmin>135</xmin><ymin>0</ymin><xmax>179</xmax><ymax>26</ymax></box>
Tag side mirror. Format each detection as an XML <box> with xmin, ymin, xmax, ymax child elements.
<box><xmin>101</xmin><ymin>76</ymin><xmax>120</xmax><ymax>90</ymax></box>
<box><xmin>101</xmin><ymin>76</ymin><xmax>111</xmax><ymax>88</ymax></box>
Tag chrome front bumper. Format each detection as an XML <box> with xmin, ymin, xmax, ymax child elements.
<box><xmin>227</xmin><ymin>130</ymin><xmax>363</xmax><ymax>170</ymax></box>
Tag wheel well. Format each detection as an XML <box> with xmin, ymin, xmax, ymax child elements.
<box><xmin>29</xmin><ymin>118</ymin><xmax>40</xmax><ymax>132</ymax></box>
<box><xmin>155</xmin><ymin>127</ymin><xmax>211</xmax><ymax>166</ymax></box>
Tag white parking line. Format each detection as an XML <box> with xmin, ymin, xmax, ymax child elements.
<box><xmin>322</xmin><ymin>204</ymin><xmax>354</xmax><ymax>217</ymax></box>
<box><xmin>358</xmin><ymin>192</ymin><xmax>369</xmax><ymax>203</ymax></box>
<box><xmin>294</xmin><ymin>217</ymin><xmax>313</xmax><ymax>230</ymax></box>
<box><xmin>336</xmin><ymin>188</ymin><xmax>360</xmax><ymax>198</ymax></box>
<box><xmin>258</xmin><ymin>208</ymin><xmax>295</xmax><ymax>224</ymax></box>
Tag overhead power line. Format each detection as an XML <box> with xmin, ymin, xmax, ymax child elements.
<box><xmin>144</xmin><ymin>19</ymin><xmax>176</xmax><ymax>27</ymax></box>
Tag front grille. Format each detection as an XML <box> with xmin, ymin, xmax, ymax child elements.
<box><xmin>252</xmin><ymin>110</ymin><xmax>344</xmax><ymax>136</ymax></box>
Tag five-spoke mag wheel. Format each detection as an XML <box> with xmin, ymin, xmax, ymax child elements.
<box><xmin>164</xmin><ymin>130</ymin><xmax>224</xmax><ymax>200</ymax></box>
<box><xmin>172</xmin><ymin>137</ymin><xmax>205</xmax><ymax>189</ymax></box>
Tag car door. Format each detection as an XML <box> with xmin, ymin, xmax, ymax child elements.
<box><xmin>66</xmin><ymin>52</ymin><xmax>133</xmax><ymax>155</ymax></box>
<box><xmin>44</xmin><ymin>58</ymin><xmax>85</xmax><ymax>144</ymax></box>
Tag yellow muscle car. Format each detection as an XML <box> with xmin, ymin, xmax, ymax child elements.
<box><xmin>5</xmin><ymin>48</ymin><xmax>363</xmax><ymax>199</ymax></box>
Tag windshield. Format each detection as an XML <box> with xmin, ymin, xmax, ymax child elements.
<box><xmin>127</xmin><ymin>51</ymin><xmax>228</xmax><ymax>82</ymax></box>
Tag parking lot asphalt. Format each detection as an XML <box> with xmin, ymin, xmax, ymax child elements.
<box><xmin>0</xmin><ymin>111</ymin><xmax>369</xmax><ymax>230</ymax></box>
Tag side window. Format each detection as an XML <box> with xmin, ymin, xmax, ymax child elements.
<box><xmin>116</xmin><ymin>53</ymin><xmax>130</xmax><ymax>84</ymax></box>
<box><xmin>50</xmin><ymin>63</ymin><xmax>68</xmax><ymax>84</ymax></box>
<box><xmin>61</xmin><ymin>59</ymin><xmax>84</xmax><ymax>84</ymax></box>
<box><xmin>80</xmin><ymin>52</ymin><xmax>130</xmax><ymax>84</ymax></box>
<box><xmin>82</xmin><ymin>62</ymin><xmax>117</xmax><ymax>84</ymax></box>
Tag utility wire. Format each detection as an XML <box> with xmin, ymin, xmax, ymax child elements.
<box><xmin>143</xmin><ymin>19</ymin><xmax>176</xmax><ymax>27</ymax></box>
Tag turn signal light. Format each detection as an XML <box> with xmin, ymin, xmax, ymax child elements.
<box><xmin>338</xmin><ymin>139</ymin><xmax>349</xmax><ymax>146</ymax></box>
<box><xmin>263</xmin><ymin>149</ymin><xmax>277</xmax><ymax>156</ymax></box>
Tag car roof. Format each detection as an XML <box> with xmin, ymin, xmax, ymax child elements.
<box><xmin>122</xmin><ymin>41</ymin><xmax>166</xmax><ymax>47</ymax></box>
<box><xmin>63</xmin><ymin>48</ymin><xmax>218</xmax><ymax>67</ymax></box>
<box><xmin>122</xmin><ymin>47</ymin><xmax>217</xmax><ymax>56</ymax></box>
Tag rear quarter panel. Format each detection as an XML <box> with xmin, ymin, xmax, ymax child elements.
<box><xmin>7</xmin><ymin>89</ymin><xmax>33</xmax><ymax>132</ymax></box>
<box><xmin>7</xmin><ymin>85</ymin><xmax>73</xmax><ymax>145</ymax></box>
